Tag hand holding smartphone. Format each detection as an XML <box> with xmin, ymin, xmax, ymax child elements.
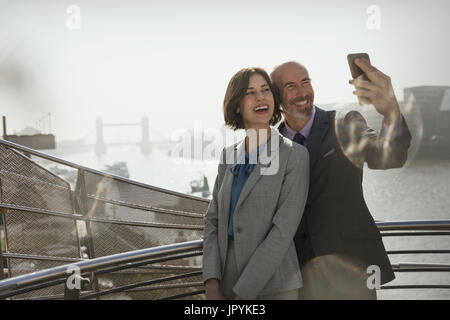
<box><xmin>347</xmin><ymin>53</ymin><xmax>371</xmax><ymax>105</ymax></box>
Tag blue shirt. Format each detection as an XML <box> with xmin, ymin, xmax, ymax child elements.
<box><xmin>228</xmin><ymin>141</ymin><xmax>267</xmax><ymax>239</ymax></box>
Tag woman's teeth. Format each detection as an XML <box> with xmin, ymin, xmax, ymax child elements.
<box><xmin>254</xmin><ymin>105</ymin><xmax>268</xmax><ymax>111</ymax></box>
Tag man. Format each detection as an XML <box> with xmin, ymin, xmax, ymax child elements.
<box><xmin>270</xmin><ymin>59</ymin><xmax>411</xmax><ymax>299</ymax></box>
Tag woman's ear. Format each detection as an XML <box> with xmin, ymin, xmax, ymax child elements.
<box><xmin>236</xmin><ymin>107</ymin><xmax>240</xmax><ymax>114</ymax></box>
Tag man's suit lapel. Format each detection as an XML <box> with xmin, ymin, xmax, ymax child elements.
<box><xmin>306</xmin><ymin>107</ymin><xmax>331</xmax><ymax>167</ymax></box>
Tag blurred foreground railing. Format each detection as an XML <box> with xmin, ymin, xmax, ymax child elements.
<box><xmin>0</xmin><ymin>138</ymin><xmax>449</xmax><ymax>299</ymax></box>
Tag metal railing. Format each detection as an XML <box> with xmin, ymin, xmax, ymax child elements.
<box><xmin>376</xmin><ymin>220</ymin><xmax>450</xmax><ymax>292</ymax></box>
<box><xmin>1</xmin><ymin>138</ymin><xmax>450</xmax><ymax>299</ymax></box>
<box><xmin>0</xmin><ymin>240</ymin><xmax>203</xmax><ymax>300</ymax></box>
<box><xmin>0</xmin><ymin>219</ymin><xmax>449</xmax><ymax>299</ymax></box>
<box><xmin>0</xmin><ymin>138</ymin><xmax>208</xmax><ymax>299</ymax></box>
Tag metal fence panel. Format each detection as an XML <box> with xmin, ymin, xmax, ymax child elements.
<box><xmin>0</xmin><ymin>145</ymin><xmax>81</xmax><ymax>298</ymax></box>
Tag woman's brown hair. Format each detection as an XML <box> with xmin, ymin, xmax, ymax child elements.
<box><xmin>223</xmin><ymin>67</ymin><xmax>281</xmax><ymax>130</ymax></box>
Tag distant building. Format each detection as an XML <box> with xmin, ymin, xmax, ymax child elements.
<box><xmin>4</xmin><ymin>134</ymin><xmax>56</xmax><ymax>150</ymax></box>
<box><xmin>2</xmin><ymin>116</ymin><xmax>56</xmax><ymax>150</ymax></box>
<box><xmin>403</xmin><ymin>86</ymin><xmax>450</xmax><ymax>159</ymax></box>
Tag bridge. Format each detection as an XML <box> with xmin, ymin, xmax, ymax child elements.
<box><xmin>95</xmin><ymin>117</ymin><xmax>152</xmax><ymax>156</ymax></box>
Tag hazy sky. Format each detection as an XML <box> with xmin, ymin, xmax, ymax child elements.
<box><xmin>1</xmin><ymin>0</ymin><xmax>449</xmax><ymax>141</ymax></box>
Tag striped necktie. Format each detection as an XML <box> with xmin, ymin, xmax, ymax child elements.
<box><xmin>293</xmin><ymin>132</ymin><xmax>306</xmax><ymax>146</ymax></box>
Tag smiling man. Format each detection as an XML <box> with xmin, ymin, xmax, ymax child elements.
<box><xmin>271</xmin><ymin>59</ymin><xmax>412</xmax><ymax>299</ymax></box>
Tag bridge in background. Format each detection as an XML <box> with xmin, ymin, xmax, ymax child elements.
<box><xmin>95</xmin><ymin>117</ymin><xmax>152</xmax><ymax>156</ymax></box>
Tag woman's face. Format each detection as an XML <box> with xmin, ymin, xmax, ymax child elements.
<box><xmin>238</xmin><ymin>73</ymin><xmax>275</xmax><ymax>130</ymax></box>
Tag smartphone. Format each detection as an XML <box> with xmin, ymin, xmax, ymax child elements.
<box><xmin>347</xmin><ymin>53</ymin><xmax>371</xmax><ymax>79</ymax></box>
<box><xmin>347</xmin><ymin>53</ymin><xmax>371</xmax><ymax>105</ymax></box>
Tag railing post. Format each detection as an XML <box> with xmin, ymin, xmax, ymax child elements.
<box><xmin>0</xmin><ymin>245</ymin><xmax>5</xmax><ymax>299</ymax></box>
<box><xmin>64</xmin><ymin>281</ymin><xmax>80</xmax><ymax>300</ymax></box>
<box><xmin>0</xmin><ymin>179</ymin><xmax>7</xmax><ymax>282</ymax></box>
<box><xmin>75</xmin><ymin>169</ymin><xmax>100</xmax><ymax>298</ymax></box>
<box><xmin>0</xmin><ymin>245</ymin><xmax>5</xmax><ymax>282</ymax></box>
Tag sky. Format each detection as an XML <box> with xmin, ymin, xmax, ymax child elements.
<box><xmin>1</xmin><ymin>0</ymin><xmax>449</xmax><ymax>142</ymax></box>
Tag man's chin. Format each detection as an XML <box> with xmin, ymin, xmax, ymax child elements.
<box><xmin>286</xmin><ymin>104</ymin><xmax>313</xmax><ymax>120</ymax></box>
<box><xmin>303</xmin><ymin>104</ymin><xmax>314</xmax><ymax>117</ymax></box>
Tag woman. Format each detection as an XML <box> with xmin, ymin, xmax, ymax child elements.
<box><xmin>202</xmin><ymin>67</ymin><xmax>309</xmax><ymax>300</ymax></box>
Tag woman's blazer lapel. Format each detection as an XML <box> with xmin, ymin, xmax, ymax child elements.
<box><xmin>232</xmin><ymin>129</ymin><xmax>281</xmax><ymax>217</ymax></box>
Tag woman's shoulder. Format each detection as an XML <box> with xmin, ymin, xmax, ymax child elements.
<box><xmin>274</xmin><ymin>134</ymin><xmax>309</xmax><ymax>173</ymax></box>
<box><xmin>266</xmin><ymin>136</ymin><xmax>308</xmax><ymax>181</ymax></box>
<box><xmin>219</xmin><ymin>141</ymin><xmax>241</xmax><ymax>164</ymax></box>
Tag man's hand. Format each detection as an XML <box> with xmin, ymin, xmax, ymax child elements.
<box><xmin>349</xmin><ymin>58</ymin><xmax>401</xmax><ymax>125</ymax></box>
<box><xmin>205</xmin><ymin>278</ymin><xmax>225</xmax><ymax>300</ymax></box>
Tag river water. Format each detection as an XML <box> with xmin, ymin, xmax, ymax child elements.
<box><xmin>45</xmin><ymin>143</ymin><xmax>450</xmax><ymax>300</ymax></box>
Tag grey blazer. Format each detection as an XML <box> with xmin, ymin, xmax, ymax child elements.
<box><xmin>203</xmin><ymin>129</ymin><xmax>309</xmax><ymax>299</ymax></box>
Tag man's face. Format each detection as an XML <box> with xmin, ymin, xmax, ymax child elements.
<box><xmin>276</xmin><ymin>64</ymin><xmax>315</xmax><ymax>121</ymax></box>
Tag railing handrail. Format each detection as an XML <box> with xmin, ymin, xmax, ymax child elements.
<box><xmin>376</xmin><ymin>220</ymin><xmax>450</xmax><ymax>231</ymax></box>
<box><xmin>392</xmin><ymin>262</ymin><xmax>450</xmax><ymax>268</ymax></box>
<box><xmin>0</xmin><ymin>138</ymin><xmax>210</xmax><ymax>203</ymax></box>
<box><xmin>2</xmin><ymin>202</ymin><xmax>449</xmax><ymax>232</ymax></box>
<box><xmin>0</xmin><ymin>239</ymin><xmax>203</xmax><ymax>296</ymax></box>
